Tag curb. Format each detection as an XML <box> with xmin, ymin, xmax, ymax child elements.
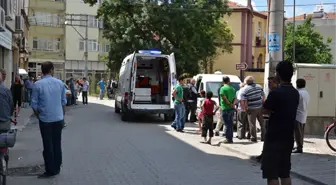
<box><xmin>219</xmin><ymin>144</ymin><xmax>328</xmax><ymax>185</ymax></box>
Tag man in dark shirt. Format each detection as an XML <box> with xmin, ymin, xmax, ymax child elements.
<box><xmin>261</xmin><ymin>61</ymin><xmax>299</xmax><ymax>185</ymax></box>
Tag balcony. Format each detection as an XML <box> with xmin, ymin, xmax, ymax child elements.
<box><xmin>30</xmin><ymin>26</ymin><xmax>64</xmax><ymax>36</ymax></box>
<box><xmin>29</xmin><ymin>0</ymin><xmax>65</xmax><ymax>11</ymax></box>
<box><xmin>30</xmin><ymin>50</ymin><xmax>64</xmax><ymax>60</ymax></box>
<box><xmin>255</xmin><ymin>36</ymin><xmax>266</xmax><ymax>47</ymax></box>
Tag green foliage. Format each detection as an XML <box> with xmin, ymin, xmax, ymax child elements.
<box><xmin>83</xmin><ymin>0</ymin><xmax>234</xmax><ymax>75</ymax></box>
<box><xmin>285</xmin><ymin>16</ymin><xmax>333</xmax><ymax>64</ymax></box>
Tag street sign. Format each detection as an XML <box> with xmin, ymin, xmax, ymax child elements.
<box><xmin>236</xmin><ymin>63</ymin><xmax>248</xmax><ymax>70</ymax></box>
<box><xmin>268</xmin><ymin>33</ymin><xmax>280</xmax><ymax>53</ymax></box>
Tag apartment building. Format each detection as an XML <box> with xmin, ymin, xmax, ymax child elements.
<box><xmin>65</xmin><ymin>0</ymin><xmax>108</xmax><ymax>80</ymax></box>
<box><xmin>0</xmin><ymin>0</ymin><xmax>29</xmax><ymax>87</ymax></box>
<box><xmin>27</xmin><ymin>0</ymin><xmax>108</xmax><ymax>80</ymax></box>
<box><xmin>27</xmin><ymin>0</ymin><xmax>66</xmax><ymax>80</ymax></box>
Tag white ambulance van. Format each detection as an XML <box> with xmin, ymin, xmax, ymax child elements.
<box><xmin>115</xmin><ymin>50</ymin><xmax>177</xmax><ymax>121</ymax></box>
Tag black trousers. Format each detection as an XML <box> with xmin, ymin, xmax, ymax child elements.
<box><xmin>82</xmin><ymin>91</ymin><xmax>88</xmax><ymax>104</ymax></box>
<box><xmin>39</xmin><ymin>120</ymin><xmax>63</xmax><ymax>175</ymax></box>
<box><xmin>185</xmin><ymin>102</ymin><xmax>197</xmax><ymax>122</ymax></box>
<box><xmin>202</xmin><ymin>115</ymin><xmax>214</xmax><ymax>138</ymax></box>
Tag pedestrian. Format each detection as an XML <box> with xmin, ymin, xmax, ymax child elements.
<box><xmin>261</xmin><ymin>61</ymin><xmax>299</xmax><ymax>185</ymax></box>
<box><xmin>0</xmin><ymin>71</ymin><xmax>13</xmax><ymax>132</ymax></box>
<box><xmin>11</xmin><ymin>75</ymin><xmax>23</xmax><ymax>117</ymax></box>
<box><xmin>25</xmin><ymin>76</ymin><xmax>34</xmax><ymax>106</ymax></box>
<box><xmin>256</xmin><ymin>76</ymin><xmax>279</xmax><ymax>162</ymax></box>
<box><xmin>197</xmin><ymin>90</ymin><xmax>206</xmax><ymax>133</ymax></box>
<box><xmin>214</xmin><ymin>83</ymin><xmax>225</xmax><ymax>136</ymax></box>
<box><xmin>219</xmin><ymin>76</ymin><xmax>236</xmax><ymax>144</ymax></box>
<box><xmin>68</xmin><ymin>75</ymin><xmax>76</xmax><ymax>105</ymax></box>
<box><xmin>240</xmin><ymin>76</ymin><xmax>266</xmax><ymax>142</ymax></box>
<box><xmin>97</xmin><ymin>78</ymin><xmax>105</xmax><ymax>100</ymax></box>
<box><xmin>200</xmin><ymin>91</ymin><xmax>219</xmax><ymax>145</ymax></box>
<box><xmin>186</xmin><ymin>79</ymin><xmax>198</xmax><ymax>122</ymax></box>
<box><xmin>31</xmin><ymin>61</ymin><xmax>67</xmax><ymax>178</ymax></box>
<box><xmin>236</xmin><ymin>82</ymin><xmax>249</xmax><ymax>139</ymax></box>
<box><xmin>82</xmin><ymin>77</ymin><xmax>89</xmax><ymax>105</ymax></box>
<box><xmin>171</xmin><ymin>76</ymin><xmax>185</xmax><ymax>132</ymax></box>
<box><xmin>293</xmin><ymin>78</ymin><xmax>310</xmax><ymax>154</ymax></box>
<box><xmin>73</xmin><ymin>78</ymin><xmax>78</xmax><ymax>101</ymax></box>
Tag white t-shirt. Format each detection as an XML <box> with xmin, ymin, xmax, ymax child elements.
<box><xmin>296</xmin><ymin>88</ymin><xmax>310</xmax><ymax>124</ymax></box>
<box><xmin>82</xmin><ymin>81</ymin><xmax>90</xmax><ymax>92</ymax></box>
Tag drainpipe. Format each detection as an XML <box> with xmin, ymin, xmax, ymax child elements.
<box><xmin>245</xmin><ymin>0</ymin><xmax>253</xmax><ymax>69</ymax></box>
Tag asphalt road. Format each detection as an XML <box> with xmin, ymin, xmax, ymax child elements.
<box><xmin>7</xmin><ymin>98</ymin><xmax>315</xmax><ymax>185</ymax></box>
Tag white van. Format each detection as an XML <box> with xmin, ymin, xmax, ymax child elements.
<box><xmin>115</xmin><ymin>50</ymin><xmax>177</xmax><ymax>121</ymax></box>
<box><xmin>193</xmin><ymin>73</ymin><xmax>242</xmax><ymax>123</ymax></box>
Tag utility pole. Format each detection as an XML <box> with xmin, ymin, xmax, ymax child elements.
<box><xmin>293</xmin><ymin>0</ymin><xmax>296</xmax><ymax>64</ymax></box>
<box><xmin>84</xmin><ymin>14</ymin><xmax>89</xmax><ymax>78</ymax></box>
<box><xmin>264</xmin><ymin>0</ymin><xmax>285</xmax><ymax>95</ymax></box>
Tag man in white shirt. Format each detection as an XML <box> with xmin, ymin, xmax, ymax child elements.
<box><xmin>293</xmin><ymin>78</ymin><xmax>310</xmax><ymax>153</ymax></box>
<box><xmin>82</xmin><ymin>77</ymin><xmax>90</xmax><ymax>105</ymax></box>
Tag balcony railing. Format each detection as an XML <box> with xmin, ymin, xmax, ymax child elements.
<box><xmin>29</xmin><ymin>15</ymin><xmax>64</xmax><ymax>27</ymax></box>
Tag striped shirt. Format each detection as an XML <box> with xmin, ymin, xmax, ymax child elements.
<box><xmin>240</xmin><ymin>84</ymin><xmax>264</xmax><ymax>109</ymax></box>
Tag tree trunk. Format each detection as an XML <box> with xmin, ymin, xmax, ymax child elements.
<box><xmin>209</xmin><ymin>60</ymin><xmax>214</xmax><ymax>73</ymax></box>
<box><xmin>202</xmin><ymin>59</ymin><xmax>208</xmax><ymax>73</ymax></box>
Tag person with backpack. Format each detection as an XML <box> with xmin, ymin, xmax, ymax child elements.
<box><xmin>185</xmin><ymin>79</ymin><xmax>197</xmax><ymax>122</ymax></box>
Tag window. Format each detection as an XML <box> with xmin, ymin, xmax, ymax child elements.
<box><xmin>100</xmin><ymin>43</ymin><xmax>110</xmax><ymax>52</ymax></box>
<box><xmin>257</xmin><ymin>22</ymin><xmax>261</xmax><ymax>37</ymax></box>
<box><xmin>32</xmin><ymin>37</ymin><xmax>61</xmax><ymax>51</ymax></box>
<box><xmin>88</xmin><ymin>16</ymin><xmax>99</xmax><ymax>28</ymax></box>
<box><xmin>79</xmin><ymin>39</ymin><xmax>98</xmax><ymax>52</ymax></box>
<box><xmin>55</xmin><ymin>38</ymin><xmax>61</xmax><ymax>51</ymax></box>
<box><xmin>33</xmin><ymin>37</ymin><xmax>38</xmax><ymax>49</ymax></box>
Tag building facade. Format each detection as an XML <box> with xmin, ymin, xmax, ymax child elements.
<box><xmin>0</xmin><ymin>0</ymin><xmax>30</xmax><ymax>87</ymax></box>
<box><xmin>27</xmin><ymin>0</ymin><xmax>66</xmax><ymax>80</ymax></box>
<box><xmin>27</xmin><ymin>0</ymin><xmax>108</xmax><ymax>81</ymax></box>
<box><xmin>213</xmin><ymin>2</ymin><xmax>267</xmax><ymax>84</ymax></box>
<box><xmin>64</xmin><ymin>0</ymin><xmax>108</xmax><ymax>80</ymax></box>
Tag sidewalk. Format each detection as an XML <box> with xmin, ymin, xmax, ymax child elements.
<box><xmin>180</xmin><ymin>122</ymin><xmax>335</xmax><ymax>185</ymax></box>
<box><xmin>215</xmin><ymin>134</ymin><xmax>336</xmax><ymax>185</ymax></box>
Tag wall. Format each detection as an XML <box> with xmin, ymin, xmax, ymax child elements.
<box><xmin>65</xmin><ymin>26</ymin><xmax>99</xmax><ymax>61</ymax></box>
<box><xmin>65</xmin><ymin>0</ymin><xmax>101</xmax><ymax>63</ymax></box>
<box><xmin>213</xmin><ymin>46</ymin><xmax>241</xmax><ymax>76</ymax></box>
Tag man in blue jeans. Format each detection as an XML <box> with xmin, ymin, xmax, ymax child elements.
<box><xmin>219</xmin><ymin>76</ymin><xmax>236</xmax><ymax>143</ymax></box>
<box><xmin>171</xmin><ymin>76</ymin><xmax>185</xmax><ymax>132</ymax></box>
<box><xmin>31</xmin><ymin>62</ymin><xmax>67</xmax><ymax>178</ymax></box>
<box><xmin>97</xmin><ymin>78</ymin><xmax>105</xmax><ymax>100</ymax></box>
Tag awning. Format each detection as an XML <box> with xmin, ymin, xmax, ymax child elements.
<box><xmin>19</xmin><ymin>68</ymin><xmax>28</xmax><ymax>75</ymax></box>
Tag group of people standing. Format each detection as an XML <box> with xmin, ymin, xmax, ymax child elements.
<box><xmin>171</xmin><ymin>61</ymin><xmax>310</xmax><ymax>185</ymax></box>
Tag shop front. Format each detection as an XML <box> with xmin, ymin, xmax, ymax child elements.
<box><xmin>0</xmin><ymin>28</ymin><xmax>13</xmax><ymax>87</ymax></box>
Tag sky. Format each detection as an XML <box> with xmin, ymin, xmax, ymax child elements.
<box><xmin>230</xmin><ymin>0</ymin><xmax>336</xmax><ymax>17</ymax></box>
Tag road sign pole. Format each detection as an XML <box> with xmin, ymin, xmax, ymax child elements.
<box><xmin>264</xmin><ymin>0</ymin><xmax>284</xmax><ymax>95</ymax></box>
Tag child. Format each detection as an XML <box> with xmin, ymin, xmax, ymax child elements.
<box><xmin>197</xmin><ymin>90</ymin><xmax>206</xmax><ymax>133</ymax></box>
<box><xmin>201</xmin><ymin>91</ymin><xmax>218</xmax><ymax>145</ymax></box>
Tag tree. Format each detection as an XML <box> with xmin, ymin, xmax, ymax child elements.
<box><xmin>83</xmin><ymin>0</ymin><xmax>234</xmax><ymax>75</ymax></box>
<box><xmin>285</xmin><ymin>16</ymin><xmax>333</xmax><ymax>64</ymax></box>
